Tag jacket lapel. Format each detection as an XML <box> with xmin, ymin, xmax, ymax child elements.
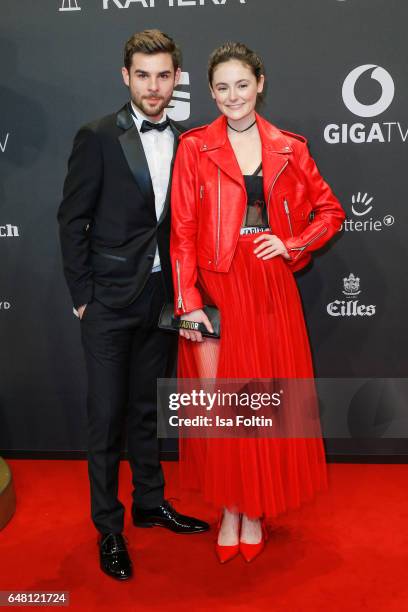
<box><xmin>117</xmin><ymin>104</ymin><xmax>155</xmax><ymax>207</ymax></box>
<box><xmin>256</xmin><ymin>114</ymin><xmax>293</xmax><ymax>200</ymax></box>
<box><xmin>201</xmin><ymin>113</ymin><xmax>293</xmax><ymax>198</ymax></box>
<box><xmin>157</xmin><ymin>120</ymin><xmax>183</xmax><ymax>225</ymax></box>
<box><xmin>202</xmin><ymin>116</ymin><xmax>245</xmax><ymax>191</ymax></box>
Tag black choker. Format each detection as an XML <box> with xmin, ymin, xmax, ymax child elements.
<box><xmin>227</xmin><ymin>119</ymin><xmax>256</xmax><ymax>133</ymax></box>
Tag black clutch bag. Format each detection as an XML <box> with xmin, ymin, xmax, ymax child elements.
<box><xmin>158</xmin><ymin>303</ymin><xmax>220</xmax><ymax>338</ymax></box>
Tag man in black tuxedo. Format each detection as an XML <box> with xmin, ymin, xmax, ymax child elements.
<box><xmin>58</xmin><ymin>30</ymin><xmax>208</xmax><ymax>581</ymax></box>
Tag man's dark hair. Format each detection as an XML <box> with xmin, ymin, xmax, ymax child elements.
<box><xmin>124</xmin><ymin>29</ymin><xmax>182</xmax><ymax>72</ymax></box>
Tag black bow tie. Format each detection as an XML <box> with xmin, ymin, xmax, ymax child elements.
<box><xmin>140</xmin><ymin>118</ymin><xmax>170</xmax><ymax>133</ymax></box>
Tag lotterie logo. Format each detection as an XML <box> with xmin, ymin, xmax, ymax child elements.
<box><xmin>341</xmin><ymin>192</ymin><xmax>395</xmax><ymax>232</ymax></box>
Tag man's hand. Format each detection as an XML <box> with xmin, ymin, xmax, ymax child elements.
<box><xmin>77</xmin><ymin>304</ymin><xmax>87</xmax><ymax>320</ymax></box>
<box><xmin>253</xmin><ymin>234</ymin><xmax>290</xmax><ymax>260</ymax></box>
<box><xmin>180</xmin><ymin>309</ymin><xmax>214</xmax><ymax>342</ymax></box>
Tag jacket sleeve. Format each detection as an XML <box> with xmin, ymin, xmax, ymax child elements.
<box><xmin>282</xmin><ymin>141</ymin><xmax>345</xmax><ymax>266</ymax></box>
<box><xmin>170</xmin><ymin>138</ymin><xmax>204</xmax><ymax>315</ymax></box>
<box><xmin>57</xmin><ymin>127</ymin><xmax>102</xmax><ymax>309</ymax></box>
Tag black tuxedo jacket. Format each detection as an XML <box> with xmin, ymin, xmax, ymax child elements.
<box><xmin>58</xmin><ymin>104</ymin><xmax>184</xmax><ymax>309</ymax></box>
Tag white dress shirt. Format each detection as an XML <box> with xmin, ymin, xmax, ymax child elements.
<box><xmin>130</xmin><ymin>102</ymin><xmax>174</xmax><ymax>271</ymax></box>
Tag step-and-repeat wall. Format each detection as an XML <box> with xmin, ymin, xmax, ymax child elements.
<box><xmin>1</xmin><ymin>0</ymin><xmax>407</xmax><ymax>456</ymax></box>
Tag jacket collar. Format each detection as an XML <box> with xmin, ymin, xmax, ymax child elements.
<box><xmin>116</xmin><ymin>103</ymin><xmax>181</xmax><ymax>224</ymax></box>
<box><xmin>200</xmin><ymin>113</ymin><xmax>292</xmax><ymax>195</ymax></box>
<box><xmin>116</xmin><ymin>104</ymin><xmax>134</xmax><ymax>130</ymax></box>
<box><xmin>200</xmin><ymin>113</ymin><xmax>292</xmax><ymax>155</ymax></box>
<box><xmin>116</xmin><ymin>104</ymin><xmax>155</xmax><ymax>208</ymax></box>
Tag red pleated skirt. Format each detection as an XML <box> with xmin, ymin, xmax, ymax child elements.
<box><xmin>177</xmin><ymin>232</ymin><xmax>328</xmax><ymax>518</ymax></box>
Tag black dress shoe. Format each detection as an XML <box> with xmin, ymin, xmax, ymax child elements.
<box><xmin>99</xmin><ymin>533</ymin><xmax>133</xmax><ymax>580</ymax></box>
<box><xmin>132</xmin><ymin>500</ymin><xmax>209</xmax><ymax>534</ymax></box>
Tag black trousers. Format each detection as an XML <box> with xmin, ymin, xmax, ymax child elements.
<box><xmin>80</xmin><ymin>272</ymin><xmax>176</xmax><ymax>534</ymax></box>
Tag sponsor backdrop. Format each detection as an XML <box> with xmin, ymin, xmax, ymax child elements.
<box><xmin>1</xmin><ymin>0</ymin><xmax>407</xmax><ymax>457</ymax></box>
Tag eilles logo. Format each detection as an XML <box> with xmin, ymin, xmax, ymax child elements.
<box><xmin>342</xmin><ymin>273</ymin><xmax>360</xmax><ymax>297</ymax></box>
<box><xmin>327</xmin><ymin>274</ymin><xmax>376</xmax><ymax>317</ymax></box>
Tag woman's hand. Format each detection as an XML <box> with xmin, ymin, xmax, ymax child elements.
<box><xmin>77</xmin><ymin>304</ymin><xmax>87</xmax><ymax>320</ymax></box>
<box><xmin>179</xmin><ymin>309</ymin><xmax>214</xmax><ymax>342</ymax></box>
<box><xmin>253</xmin><ymin>234</ymin><xmax>290</xmax><ymax>260</ymax></box>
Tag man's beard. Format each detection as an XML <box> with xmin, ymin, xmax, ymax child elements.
<box><xmin>132</xmin><ymin>93</ymin><xmax>172</xmax><ymax>118</ymax></box>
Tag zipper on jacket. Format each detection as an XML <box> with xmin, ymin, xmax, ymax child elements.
<box><xmin>215</xmin><ymin>168</ymin><xmax>221</xmax><ymax>265</ymax></box>
<box><xmin>289</xmin><ymin>227</ymin><xmax>328</xmax><ymax>252</ymax></box>
<box><xmin>267</xmin><ymin>160</ymin><xmax>289</xmax><ymax>227</ymax></box>
<box><xmin>200</xmin><ymin>185</ymin><xmax>204</xmax><ymax>200</ymax></box>
<box><xmin>283</xmin><ymin>198</ymin><xmax>293</xmax><ymax>237</ymax></box>
<box><xmin>175</xmin><ymin>259</ymin><xmax>185</xmax><ymax>312</ymax></box>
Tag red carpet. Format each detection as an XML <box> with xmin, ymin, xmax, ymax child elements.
<box><xmin>1</xmin><ymin>460</ymin><xmax>407</xmax><ymax>611</ymax></box>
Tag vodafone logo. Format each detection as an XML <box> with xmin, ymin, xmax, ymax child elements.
<box><xmin>323</xmin><ymin>64</ymin><xmax>406</xmax><ymax>145</ymax></box>
<box><xmin>342</xmin><ymin>65</ymin><xmax>395</xmax><ymax>118</ymax></box>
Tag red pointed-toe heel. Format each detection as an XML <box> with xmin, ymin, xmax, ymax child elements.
<box><xmin>215</xmin><ymin>513</ymin><xmax>240</xmax><ymax>564</ymax></box>
<box><xmin>215</xmin><ymin>542</ymin><xmax>240</xmax><ymax>564</ymax></box>
<box><xmin>239</xmin><ymin>518</ymin><xmax>268</xmax><ymax>563</ymax></box>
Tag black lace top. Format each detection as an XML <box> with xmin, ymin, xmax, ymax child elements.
<box><xmin>242</xmin><ymin>162</ymin><xmax>268</xmax><ymax>228</ymax></box>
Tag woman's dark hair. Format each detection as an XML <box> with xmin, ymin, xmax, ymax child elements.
<box><xmin>124</xmin><ymin>29</ymin><xmax>182</xmax><ymax>72</ymax></box>
<box><xmin>208</xmin><ymin>42</ymin><xmax>264</xmax><ymax>86</ymax></box>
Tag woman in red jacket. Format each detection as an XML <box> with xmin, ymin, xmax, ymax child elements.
<box><xmin>170</xmin><ymin>42</ymin><xmax>345</xmax><ymax>563</ymax></box>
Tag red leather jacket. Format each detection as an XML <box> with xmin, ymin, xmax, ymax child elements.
<box><xmin>170</xmin><ymin>113</ymin><xmax>345</xmax><ymax>315</ymax></box>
